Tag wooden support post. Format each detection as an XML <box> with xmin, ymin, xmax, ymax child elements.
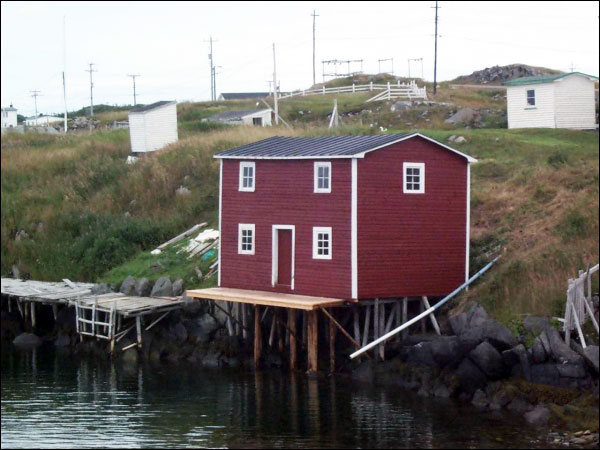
<box><xmin>353</xmin><ymin>306</ymin><xmax>360</xmax><ymax>346</ymax></box>
<box><xmin>402</xmin><ymin>297</ymin><xmax>408</xmax><ymax>340</ymax></box>
<box><xmin>136</xmin><ymin>316</ymin><xmax>142</xmax><ymax>348</ymax></box>
<box><xmin>269</xmin><ymin>310</ymin><xmax>277</xmax><ymax>348</ymax></box>
<box><xmin>379</xmin><ymin>303</ymin><xmax>385</xmax><ymax>361</ymax></box>
<box><xmin>16</xmin><ymin>299</ymin><xmax>23</xmax><ymax>318</ymax></box>
<box><xmin>30</xmin><ymin>302</ymin><xmax>36</xmax><ymax>328</ymax></box>
<box><xmin>254</xmin><ymin>305</ymin><xmax>262</xmax><ymax>369</ymax></box>
<box><xmin>571</xmin><ymin>302</ymin><xmax>587</xmax><ymax>348</ymax></box>
<box><xmin>362</xmin><ymin>305</ymin><xmax>371</xmax><ymax>347</ymax></box>
<box><xmin>420</xmin><ymin>300</ymin><xmax>426</xmax><ymax>333</ymax></box>
<box><xmin>242</xmin><ymin>304</ymin><xmax>248</xmax><ymax>340</ymax></box>
<box><xmin>307</xmin><ymin>310</ymin><xmax>318</xmax><ymax>373</ymax></box>
<box><xmin>422</xmin><ymin>296</ymin><xmax>441</xmax><ymax>335</ymax></box>
<box><xmin>289</xmin><ymin>309</ymin><xmax>297</xmax><ymax>371</ymax></box>
<box><xmin>329</xmin><ymin>310</ymin><xmax>336</xmax><ymax>373</ymax></box>
<box><xmin>52</xmin><ymin>304</ymin><xmax>58</xmax><ymax>321</ymax></box>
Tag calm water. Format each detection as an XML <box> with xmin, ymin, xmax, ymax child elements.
<box><xmin>1</xmin><ymin>345</ymin><xmax>555</xmax><ymax>449</ymax></box>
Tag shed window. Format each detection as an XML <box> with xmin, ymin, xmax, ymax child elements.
<box><xmin>314</xmin><ymin>162</ymin><xmax>331</xmax><ymax>193</ymax></box>
<box><xmin>252</xmin><ymin>117</ymin><xmax>263</xmax><ymax>126</ymax></box>
<box><xmin>526</xmin><ymin>89</ymin><xmax>535</xmax><ymax>106</ymax></box>
<box><xmin>403</xmin><ymin>162</ymin><xmax>425</xmax><ymax>194</ymax></box>
<box><xmin>238</xmin><ymin>224</ymin><xmax>255</xmax><ymax>255</ymax></box>
<box><xmin>313</xmin><ymin>227</ymin><xmax>332</xmax><ymax>259</ymax></box>
<box><xmin>239</xmin><ymin>162</ymin><xmax>255</xmax><ymax>192</ymax></box>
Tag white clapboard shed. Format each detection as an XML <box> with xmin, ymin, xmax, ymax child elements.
<box><xmin>207</xmin><ymin>109</ymin><xmax>273</xmax><ymax>127</ymax></box>
<box><xmin>505</xmin><ymin>72</ymin><xmax>598</xmax><ymax>129</ymax></box>
<box><xmin>1</xmin><ymin>104</ymin><xmax>18</xmax><ymax>129</ymax></box>
<box><xmin>128</xmin><ymin>101</ymin><xmax>178</xmax><ymax>155</ymax></box>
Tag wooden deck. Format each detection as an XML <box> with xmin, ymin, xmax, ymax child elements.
<box><xmin>1</xmin><ymin>278</ymin><xmax>95</xmax><ymax>304</ymax></box>
<box><xmin>186</xmin><ymin>287</ymin><xmax>345</xmax><ymax>310</ymax></box>
<box><xmin>70</xmin><ymin>293</ymin><xmax>185</xmax><ymax>317</ymax></box>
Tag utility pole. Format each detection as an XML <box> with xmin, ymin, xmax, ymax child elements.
<box><xmin>273</xmin><ymin>43</ymin><xmax>279</xmax><ymax>125</ymax></box>
<box><xmin>85</xmin><ymin>63</ymin><xmax>97</xmax><ymax>116</ymax></box>
<box><xmin>205</xmin><ymin>36</ymin><xmax>217</xmax><ymax>101</ymax></box>
<box><xmin>213</xmin><ymin>66</ymin><xmax>221</xmax><ymax>100</ymax></box>
<box><xmin>127</xmin><ymin>74</ymin><xmax>140</xmax><ymax>105</ymax></box>
<box><xmin>433</xmin><ymin>1</ymin><xmax>439</xmax><ymax>95</ymax></box>
<box><xmin>311</xmin><ymin>10</ymin><xmax>319</xmax><ymax>87</ymax></box>
<box><xmin>62</xmin><ymin>15</ymin><xmax>67</xmax><ymax>132</ymax></box>
<box><xmin>30</xmin><ymin>90</ymin><xmax>41</xmax><ymax>122</ymax></box>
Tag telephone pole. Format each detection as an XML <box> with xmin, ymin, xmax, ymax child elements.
<box><xmin>311</xmin><ymin>10</ymin><xmax>319</xmax><ymax>86</ymax></box>
<box><xmin>127</xmin><ymin>74</ymin><xmax>140</xmax><ymax>105</ymax></box>
<box><xmin>205</xmin><ymin>36</ymin><xmax>217</xmax><ymax>101</ymax></box>
<box><xmin>273</xmin><ymin>43</ymin><xmax>279</xmax><ymax>125</ymax></box>
<box><xmin>433</xmin><ymin>1</ymin><xmax>439</xmax><ymax>95</ymax></box>
<box><xmin>85</xmin><ymin>63</ymin><xmax>97</xmax><ymax>116</ymax></box>
<box><xmin>30</xmin><ymin>90</ymin><xmax>41</xmax><ymax>121</ymax></box>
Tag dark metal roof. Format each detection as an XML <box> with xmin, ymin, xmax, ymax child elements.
<box><xmin>219</xmin><ymin>92</ymin><xmax>270</xmax><ymax>100</ymax></box>
<box><xmin>209</xmin><ymin>109</ymin><xmax>270</xmax><ymax>121</ymax></box>
<box><xmin>214</xmin><ymin>134</ymin><xmax>412</xmax><ymax>159</ymax></box>
<box><xmin>129</xmin><ymin>100</ymin><xmax>175</xmax><ymax>113</ymax></box>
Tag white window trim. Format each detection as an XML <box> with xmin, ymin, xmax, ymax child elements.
<box><xmin>271</xmin><ymin>225</ymin><xmax>295</xmax><ymax>290</ymax></box>
<box><xmin>403</xmin><ymin>162</ymin><xmax>425</xmax><ymax>194</ymax></box>
<box><xmin>313</xmin><ymin>226</ymin><xmax>332</xmax><ymax>260</ymax></box>
<box><xmin>314</xmin><ymin>161</ymin><xmax>332</xmax><ymax>193</ymax></box>
<box><xmin>239</xmin><ymin>161</ymin><xmax>255</xmax><ymax>192</ymax></box>
<box><xmin>238</xmin><ymin>224</ymin><xmax>255</xmax><ymax>255</ymax></box>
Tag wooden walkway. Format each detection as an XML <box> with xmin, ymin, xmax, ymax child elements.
<box><xmin>1</xmin><ymin>278</ymin><xmax>95</xmax><ymax>304</ymax></box>
<box><xmin>186</xmin><ymin>287</ymin><xmax>345</xmax><ymax>310</ymax></box>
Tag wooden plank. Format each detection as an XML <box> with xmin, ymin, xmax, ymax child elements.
<box><xmin>254</xmin><ymin>305</ymin><xmax>262</xmax><ymax>368</ymax></box>
<box><xmin>156</xmin><ymin>222</ymin><xmax>207</xmax><ymax>250</ymax></box>
<box><xmin>289</xmin><ymin>309</ymin><xmax>297</xmax><ymax>371</ymax></box>
<box><xmin>422</xmin><ymin>296</ymin><xmax>441</xmax><ymax>335</ymax></box>
<box><xmin>187</xmin><ymin>287</ymin><xmax>344</xmax><ymax>310</ymax></box>
<box><xmin>307</xmin><ymin>310</ymin><xmax>318</xmax><ymax>373</ymax></box>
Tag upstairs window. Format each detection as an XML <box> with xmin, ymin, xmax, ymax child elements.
<box><xmin>238</xmin><ymin>224</ymin><xmax>255</xmax><ymax>255</ymax></box>
<box><xmin>313</xmin><ymin>227</ymin><xmax>332</xmax><ymax>259</ymax></box>
<box><xmin>239</xmin><ymin>162</ymin><xmax>255</xmax><ymax>192</ymax></box>
<box><xmin>403</xmin><ymin>162</ymin><xmax>425</xmax><ymax>194</ymax></box>
<box><xmin>314</xmin><ymin>162</ymin><xmax>331</xmax><ymax>193</ymax></box>
<box><xmin>527</xmin><ymin>89</ymin><xmax>535</xmax><ymax>106</ymax></box>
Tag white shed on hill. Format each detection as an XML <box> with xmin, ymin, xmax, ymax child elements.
<box><xmin>207</xmin><ymin>109</ymin><xmax>272</xmax><ymax>127</ymax></box>
<box><xmin>1</xmin><ymin>105</ymin><xmax>18</xmax><ymax>129</ymax></box>
<box><xmin>505</xmin><ymin>72</ymin><xmax>598</xmax><ymax>129</ymax></box>
<box><xmin>128</xmin><ymin>101</ymin><xmax>178</xmax><ymax>155</ymax></box>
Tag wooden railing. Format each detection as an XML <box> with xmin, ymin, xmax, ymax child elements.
<box><xmin>277</xmin><ymin>80</ymin><xmax>427</xmax><ymax>101</ymax></box>
<box><xmin>563</xmin><ymin>264</ymin><xmax>599</xmax><ymax>348</ymax></box>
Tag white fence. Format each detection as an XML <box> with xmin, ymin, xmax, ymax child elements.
<box><xmin>563</xmin><ymin>263</ymin><xmax>599</xmax><ymax>348</ymax></box>
<box><xmin>278</xmin><ymin>80</ymin><xmax>427</xmax><ymax>102</ymax></box>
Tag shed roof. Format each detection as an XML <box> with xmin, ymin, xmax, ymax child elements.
<box><xmin>2</xmin><ymin>106</ymin><xmax>17</xmax><ymax>112</ymax></box>
<box><xmin>129</xmin><ymin>100</ymin><xmax>176</xmax><ymax>114</ymax></box>
<box><xmin>214</xmin><ymin>133</ymin><xmax>477</xmax><ymax>162</ymax></box>
<box><xmin>504</xmin><ymin>72</ymin><xmax>598</xmax><ymax>86</ymax></box>
<box><xmin>219</xmin><ymin>92</ymin><xmax>270</xmax><ymax>100</ymax></box>
<box><xmin>209</xmin><ymin>109</ymin><xmax>270</xmax><ymax>121</ymax></box>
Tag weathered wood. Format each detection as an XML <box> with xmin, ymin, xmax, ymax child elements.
<box><xmin>319</xmin><ymin>306</ymin><xmax>361</xmax><ymax>349</ymax></box>
<box><xmin>136</xmin><ymin>316</ymin><xmax>142</xmax><ymax>348</ymax></box>
<box><xmin>329</xmin><ymin>313</ymin><xmax>336</xmax><ymax>373</ymax></box>
<box><xmin>362</xmin><ymin>305</ymin><xmax>371</xmax><ymax>347</ymax></box>
<box><xmin>242</xmin><ymin>303</ymin><xmax>248</xmax><ymax>339</ymax></box>
<box><xmin>30</xmin><ymin>302</ymin><xmax>36</xmax><ymax>328</ymax></box>
<box><xmin>379</xmin><ymin>303</ymin><xmax>385</xmax><ymax>361</ymax></box>
<box><xmin>52</xmin><ymin>304</ymin><xmax>58</xmax><ymax>321</ymax></box>
<box><xmin>422</xmin><ymin>296</ymin><xmax>441</xmax><ymax>335</ymax></box>
<box><xmin>402</xmin><ymin>297</ymin><xmax>408</xmax><ymax>339</ymax></box>
<box><xmin>353</xmin><ymin>306</ymin><xmax>360</xmax><ymax>345</ymax></box>
<box><xmin>254</xmin><ymin>305</ymin><xmax>262</xmax><ymax>368</ymax></box>
<box><xmin>268</xmin><ymin>310</ymin><xmax>277</xmax><ymax>348</ymax></box>
<box><xmin>420</xmin><ymin>300</ymin><xmax>426</xmax><ymax>333</ymax></box>
<box><xmin>145</xmin><ymin>311</ymin><xmax>170</xmax><ymax>331</ymax></box>
<box><xmin>571</xmin><ymin>302</ymin><xmax>586</xmax><ymax>348</ymax></box>
<box><xmin>307</xmin><ymin>310</ymin><xmax>318</xmax><ymax>373</ymax></box>
<box><xmin>289</xmin><ymin>309</ymin><xmax>297</xmax><ymax>370</ymax></box>
<box><xmin>156</xmin><ymin>222</ymin><xmax>207</xmax><ymax>250</ymax></box>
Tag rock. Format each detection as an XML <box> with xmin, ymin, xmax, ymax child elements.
<box><xmin>471</xmin><ymin>389</ymin><xmax>489</xmax><ymax>408</ymax></box>
<box><xmin>172</xmin><ymin>279</ymin><xmax>184</xmax><ymax>297</ymax></box>
<box><xmin>194</xmin><ymin>267</ymin><xmax>203</xmax><ymax>279</ymax></box>
<box><xmin>54</xmin><ymin>334</ymin><xmax>71</xmax><ymax>347</ymax></box>
<box><xmin>544</xmin><ymin>328</ymin><xmax>583</xmax><ymax>364</ymax></box>
<box><xmin>151</xmin><ymin>276</ymin><xmax>173</xmax><ymax>297</ymax></box>
<box><xmin>171</xmin><ymin>323</ymin><xmax>188</xmax><ymax>343</ymax></box>
<box><xmin>134</xmin><ymin>278</ymin><xmax>152</xmax><ymax>297</ymax></box>
<box><xmin>390</xmin><ymin>101</ymin><xmax>412</xmax><ymax>112</ymax></box>
<box><xmin>150</xmin><ymin>261</ymin><xmax>163</xmax><ymax>272</ymax></box>
<box><xmin>556</xmin><ymin>363</ymin><xmax>586</xmax><ymax>378</ymax></box>
<box><xmin>197</xmin><ymin>313</ymin><xmax>219</xmax><ymax>335</ymax></box>
<box><xmin>469</xmin><ymin>341</ymin><xmax>507</xmax><ymax>379</ymax></box>
<box><xmin>445</xmin><ymin>108</ymin><xmax>479</xmax><ymax>126</ymax></box>
<box><xmin>459</xmin><ymin>318</ymin><xmax>518</xmax><ymax>352</ymax></box>
<box><xmin>454</xmin><ymin>136</ymin><xmax>467</xmax><ymax>143</ymax></box>
<box><xmin>502</xmin><ymin>344</ymin><xmax>527</xmax><ymax>367</ymax></box>
<box><xmin>176</xmin><ymin>186</ymin><xmax>191</xmax><ymax>196</ymax></box>
<box><xmin>582</xmin><ymin>345</ymin><xmax>599</xmax><ymax>373</ymax></box>
<box><xmin>529</xmin><ymin>363</ymin><xmax>561</xmax><ymax>387</ymax></box>
<box><xmin>352</xmin><ymin>360</ymin><xmax>375</xmax><ymax>383</ymax></box>
<box><xmin>119</xmin><ymin>276</ymin><xmax>136</xmax><ymax>295</ymax></box>
<box><xmin>523</xmin><ymin>316</ymin><xmax>550</xmax><ymax>335</ymax></box>
<box><xmin>55</xmin><ymin>307</ymin><xmax>76</xmax><ymax>330</ymax></box>
<box><xmin>448</xmin><ymin>311</ymin><xmax>469</xmax><ymax>335</ymax></box>
<box><xmin>507</xmin><ymin>397</ymin><xmax>533</xmax><ymax>413</ymax></box>
<box><xmin>455</xmin><ymin>357</ymin><xmax>488</xmax><ymax>392</ymax></box>
<box><xmin>91</xmin><ymin>283</ymin><xmax>112</xmax><ymax>295</ymax></box>
<box><xmin>524</xmin><ymin>405</ymin><xmax>551</xmax><ymax>427</ymax></box>
<box><xmin>531</xmin><ymin>336</ymin><xmax>548</xmax><ymax>363</ymax></box>
<box><xmin>13</xmin><ymin>332</ymin><xmax>42</xmax><ymax>348</ymax></box>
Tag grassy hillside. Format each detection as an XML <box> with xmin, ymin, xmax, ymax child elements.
<box><xmin>1</xmin><ymin>85</ymin><xmax>598</xmax><ymax>326</ymax></box>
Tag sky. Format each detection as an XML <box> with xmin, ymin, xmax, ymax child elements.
<box><xmin>1</xmin><ymin>1</ymin><xmax>598</xmax><ymax>116</ymax></box>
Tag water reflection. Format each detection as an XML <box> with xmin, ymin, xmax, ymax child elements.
<box><xmin>1</xmin><ymin>346</ymin><xmax>552</xmax><ymax>449</ymax></box>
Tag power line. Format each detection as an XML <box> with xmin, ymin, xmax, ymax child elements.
<box><xmin>30</xmin><ymin>90</ymin><xmax>41</xmax><ymax>119</ymax></box>
<box><xmin>378</xmin><ymin>58</ymin><xmax>394</xmax><ymax>75</ymax></box>
<box><xmin>85</xmin><ymin>63</ymin><xmax>97</xmax><ymax>116</ymax></box>
<box><xmin>311</xmin><ymin>9</ymin><xmax>319</xmax><ymax>87</ymax></box>
<box><xmin>127</xmin><ymin>74</ymin><xmax>140</xmax><ymax>105</ymax></box>
<box><xmin>432</xmin><ymin>1</ymin><xmax>439</xmax><ymax>95</ymax></box>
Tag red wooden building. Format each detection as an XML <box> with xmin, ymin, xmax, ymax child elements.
<box><xmin>215</xmin><ymin>133</ymin><xmax>476</xmax><ymax>301</ymax></box>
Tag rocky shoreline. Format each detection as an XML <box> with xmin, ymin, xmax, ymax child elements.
<box><xmin>2</xmin><ymin>291</ymin><xmax>598</xmax><ymax>445</ymax></box>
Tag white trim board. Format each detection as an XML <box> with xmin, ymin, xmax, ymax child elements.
<box><xmin>218</xmin><ymin>160</ymin><xmax>222</xmax><ymax>287</ymax></box>
<box><xmin>465</xmin><ymin>163</ymin><xmax>471</xmax><ymax>283</ymax></box>
<box><xmin>271</xmin><ymin>225</ymin><xmax>296</xmax><ymax>290</ymax></box>
<box><xmin>351</xmin><ymin>159</ymin><xmax>358</xmax><ymax>299</ymax></box>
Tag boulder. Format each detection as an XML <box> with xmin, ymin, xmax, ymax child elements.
<box><xmin>13</xmin><ymin>332</ymin><xmax>42</xmax><ymax>348</ymax></box>
<box><xmin>523</xmin><ymin>316</ymin><xmax>550</xmax><ymax>335</ymax></box>
<box><xmin>55</xmin><ymin>307</ymin><xmax>76</xmax><ymax>330</ymax></box>
<box><xmin>556</xmin><ymin>363</ymin><xmax>586</xmax><ymax>379</ymax></box>
<box><xmin>172</xmin><ymin>279</ymin><xmax>184</xmax><ymax>297</ymax></box>
<box><xmin>91</xmin><ymin>283</ymin><xmax>113</xmax><ymax>295</ymax></box>
<box><xmin>471</xmin><ymin>389</ymin><xmax>489</xmax><ymax>408</ymax></box>
<box><xmin>544</xmin><ymin>328</ymin><xmax>583</xmax><ymax>364</ymax></box>
<box><xmin>455</xmin><ymin>357</ymin><xmax>488</xmax><ymax>392</ymax></box>
<box><xmin>502</xmin><ymin>344</ymin><xmax>527</xmax><ymax>367</ymax></box>
<box><xmin>531</xmin><ymin>336</ymin><xmax>548</xmax><ymax>363</ymax></box>
<box><xmin>469</xmin><ymin>341</ymin><xmax>507</xmax><ymax>379</ymax></box>
<box><xmin>582</xmin><ymin>345</ymin><xmax>599</xmax><ymax>373</ymax></box>
<box><xmin>524</xmin><ymin>405</ymin><xmax>550</xmax><ymax>427</ymax></box>
<box><xmin>445</xmin><ymin>108</ymin><xmax>479</xmax><ymax>125</ymax></box>
<box><xmin>171</xmin><ymin>323</ymin><xmax>188</xmax><ymax>343</ymax></box>
<box><xmin>119</xmin><ymin>276</ymin><xmax>136</xmax><ymax>295</ymax></box>
<box><xmin>390</xmin><ymin>101</ymin><xmax>412</xmax><ymax>112</ymax></box>
<box><xmin>529</xmin><ymin>363</ymin><xmax>561</xmax><ymax>387</ymax></box>
<box><xmin>151</xmin><ymin>276</ymin><xmax>173</xmax><ymax>297</ymax></box>
<box><xmin>54</xmin><ymin>334</ymin><xmax>71</xmax><ymax>347</ymax></box>
<box><xmin>459</xmin><ymin>318</ymin><xmax>517</xmax><ymax>351</ymax></box>
<box><xmin>449</xmin><ymin>304</ymin><xmax>488</xmax><ymax>335</ymax></box>
<box><xmin>134</xmin><ymin>278</ymin><xmax>152</xmax><ymax>297</ymax></box>
<box><xmin>197</xmin><ymin>313</ymin><xmax>219</xmax><ymax>335</ymax></box>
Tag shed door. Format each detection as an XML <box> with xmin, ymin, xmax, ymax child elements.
<box><xmin>277</xmin><ymin>230</ymin><xmax>293</xmax><ymax>287</ymax></box>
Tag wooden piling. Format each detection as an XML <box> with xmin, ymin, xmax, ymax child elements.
<box><xmin>254</xmin><ymin>305</ymin><xmax>262</xmax><ymax>368</ymax></box>
<box><xmin>329</xmin><ymin>311</ymin><xmax>336</xmax><ymax>373</ymax></box>
<box><xmin>31</xmin><ymin>302</ymin><xmax>36</xmax><ymax>329</ymax></box>
<box><xmin>307</xmin><ymin>310</ymin><xmax>318</xmax><ymax>373</ymax></box>
<box><xmin>422</xmin><ymin>296</ymin><xmax>441</xmax><ymax>335</ymax></box>
<box><xmin>136</xmin><ymin>316</ymin><xmax>142</xmax><ymax>348</ymax></box>
<box><xmin>289</xmin><ymin>309</ymin><xmax>297</xmax><ymax>370</ymax></box>
<box><xmin>402</xmin><ymin>297</ymin><xmax>408</xmax><ymax>339</ymax></box>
